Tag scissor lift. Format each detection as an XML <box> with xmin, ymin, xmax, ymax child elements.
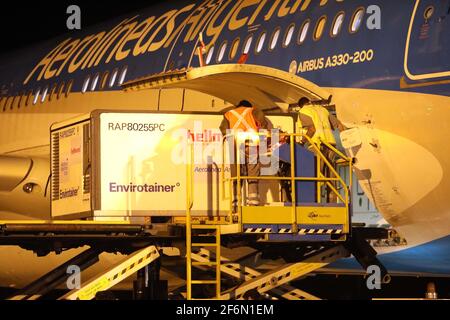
<box><xmin>182</xmin><ymin>132</ymin><xmax>388</xmax><ymax>300</ymax></box>
<box><xmin>0</xmin><ymin>131</ymin><xmax>390</xmax><ymax>300</ymax></box>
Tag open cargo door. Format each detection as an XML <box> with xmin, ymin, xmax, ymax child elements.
<box><xmin>122</xmin><ymin>64</ymin><xmax>330</xmax><ymax>108</ymax></box>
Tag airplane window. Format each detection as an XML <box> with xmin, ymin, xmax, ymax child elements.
<box><xmin>10</xmin><ymin>95</ymin><xmax>17</xmax><ymax>110</ymax></box>
<box><xmin>269</xmin><ymin>28</ymin><xmax>281</xmax><ymax>51</ymax></box>
<box><xmin>82</xmin><ymin>76</ymin><xmax>90</xmax><ymax>93</ymax></box>
<box><xmin>424</xmin><ymin>6</ymin><xmax>434</xmax><ymax>20</ymax></box>
<box><xmin>3</xmin><ymin>97</ymin><xmax>9</xmax><ymax>111</ymax></box>
<box><xmin>314</xmin><ymin>16</ymin><xmax>327</xmax><ymax>41</ymax></box>
<box><xmin>91</xmin><ymin>74</ymin><xmax>100</xmax><ymax>91</ymax></box>
<box><xmin>18</xmin><ymin>92</ymin><xmax>25</xmax><ymax>109</ymax></box>
<box><xmin>217</xmin><ymin>41</ymin><xmax>227</xmax><ymax>62</ymax></box>
<box><xmin>242</xmin><ymin>35</ymin><xmax>253</xmax><ymax>54</ymax></box>
<box><xmin>2</xmin><ymin>98</ymin><xmax>7</xmax><ymax>111</ymax></box>
<box><xmin>350</xmin><ymin>8</ymin><xmax>365</xmax><ymax>33</ymax></box>
<box><xmin>100</xmin><ymin>72</ymin><xmax>109</xmax><ymax>90</ymax></box>
<box><xmin>25</xmin><ymin>90</ymin><xmax>32</xmax><ymax>106</ymax></box>
<box><xmin>118</xmin><ymin>67</ymin><xmax>128</xmax><ymax>85</ymax></box>
<box><xmin>2</xmin><ymin>97</ymin><xmax>9</xmax><ymax>111</ymax></box>
<box><xmin>255</xmin><ymin>32</ymin><xmax>267</xmax><ymax>54</ymax></box>
<box><xmin>57</xmin><ymin>82</ymin><xmax>65</xmax><ymax>100</ymax></box>
<box><xmin>65</xmin><ymin>80</ymin><xmax>73</xmax><ymax>97</ymax></box>
<box><xmin>49</xmin><ymin>84</ymin><xmax>57</xmax><ymax>102</ymax></box>
<box><xmin>229</xmin><ymin>38</ymin><xmax>240</xmax><ymax>60</ymax></box>
<box><xmin>206</xmin><ymin>46</ymin><xmax>215</xmax><ymax>65</ymax></box>
<box><xmin>109</xmin><ymin>69</ymin><xmax>118</xmax><ymax>87</ymax></box>
<box><xmin>283</xmin><ymin>24</ymin><xmax>295</xmax><ymax>47</ymax></box>
<box><xmin>298</xmin><ymin>20</ymin><xmax>310</xmax><ymax>44</ymax></box>
<box><xmin>22</xmin><ymin>91</ymin><xmax>28</xmax><ymax>108</ymax></box>
<box><xmin>331</xmin><ymin>12</ymin><xmax>345</xmax><ymax>37</ymax></box>
<box><xmin>41</xmin><ymin>86</ymin><xmax>49</xmax><ymax>103</ymax></box>
<box><xmin>33</xmin><ymin>88</ymin><xmax>41</xmax><ymax>105</ymax></box>
<box><xmin>9</xmin><ymin>96</ymin><xmax>16</xmax><ymax>110</ymax></box>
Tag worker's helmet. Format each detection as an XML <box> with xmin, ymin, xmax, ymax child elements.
<box><xmin>238</xmin><ymin>100</ymin><xmax>253</xmax><ymax>108</ymax></box>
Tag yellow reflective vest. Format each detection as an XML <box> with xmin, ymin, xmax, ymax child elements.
<box><xmin>299</xmin><ymin>104</ymin><xmax>336</xmax><ymax>145</ymax></box>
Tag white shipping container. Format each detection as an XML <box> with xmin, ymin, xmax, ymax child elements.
<box><xmin>50</xmin><ymin>110</ymin><xmax>294</xmax><ymax>220</ymax></box>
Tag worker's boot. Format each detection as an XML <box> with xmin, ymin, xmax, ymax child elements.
<box><xmin>246</xmin><ymin>199</ymin><xmax>260</xmax><ymax>206</ymax></box>
<box><xmin>247</xmin><ymin>181</ymin><xmax>260</xmax><ymax>206</ymax></box>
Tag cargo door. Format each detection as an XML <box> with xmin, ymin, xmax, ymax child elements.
<box><xmin>122</xmin><ymin>64</ymin><xmax>330</xmax><ymax>109</ymax></box>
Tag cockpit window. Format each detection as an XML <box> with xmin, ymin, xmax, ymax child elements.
<box><xmin>298</xmin><ymin>20</ymin><xmax>310</xmax><ymax>44</ymax></box>
<box><xmin>314</xmin><ymin>16</ymin><xmax>327</xmax><ymax>41</ymax></box>
<box><xmin>255</xmin><ymin>32</ymin><xmax>266</xmax><ymax>54</ymax></box>
<box><xmin>331</xmin><ymin>12</ymin><xmax>345</xmax><ymax>37</ymax></box>
<box><xmin>350</xmin><ymin>8</ymin><xmax>365</xmax><ymax>33</ymax></box>
<box><xmin>283</xmin><ymin>24</ymin><xmax>295</xmax><ymax>47</ymax></box>
<box><xmin>269</xmin><ymin>28</ymin><xmax>281</xmax><ymax>51</ymax></box>
<box><xmin>217</xmin><ymin>41</ymin><xmax>227</xmax><ymax>62</ymax></box>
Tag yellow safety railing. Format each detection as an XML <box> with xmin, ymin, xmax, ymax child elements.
<box><xmin>221</xmin><ymin>132</ymin><xmax>353</xmax><ymax>233</ymax></box>
<box><xmin>185</xmin><ymin>140</ymin><xmax>221</xmax><ymax>300</ymax></box>
<box><xmin>185</xmin><ymin>131</ymin><xmax>351</xmax><ymax>299</ymax></box>
<box><xmin>186</xmin><ymin>139</ymin><xmax>194</xmax><ymax>300</ymax></box>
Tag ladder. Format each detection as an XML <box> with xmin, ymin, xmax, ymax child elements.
<box><xmin>185</xmin><ymin>140</ymin><xmax>222</xmax><ymax>300</ymax></box>
<box><xmin>186</xmin><ymin>225</ymin><xmax>221</xmax><ymax>300</ymax></box>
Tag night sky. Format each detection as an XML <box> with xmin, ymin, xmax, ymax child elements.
<box><xmin>0</xmin><ymin>0</ymin><xmax>165</xmax><ymax>54</ymax></box>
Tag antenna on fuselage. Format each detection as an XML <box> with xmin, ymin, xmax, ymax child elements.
<box><xmin>197</xmin><ymin>33</ymin><xmax>206</xmax><ymax>67</ymax></box>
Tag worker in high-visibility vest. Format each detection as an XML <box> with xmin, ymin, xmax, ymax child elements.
<box><xmin>220</xmin><ymin>100</ymin><xmax>268</xmax><ymax>208</ymax></box>
<box><xmin>294</xmin><ymin>97</ymin><xmax>345</xmax><ymax>146</ymax></box>
<box><xmin>292</xmin><ymin>97</ymin><xmax>346</xmax><ymax>202</ymax></box>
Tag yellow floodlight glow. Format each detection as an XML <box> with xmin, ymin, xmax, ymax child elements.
<box><xmin>235</xmin><ymin>131</ymin><xmax>260</xmax><ymax>144</ymax></box>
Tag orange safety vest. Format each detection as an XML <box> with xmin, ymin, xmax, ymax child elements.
<box><xmin>225</xmin><ymin>107</ymin><xmax>259</xmax><ymax>132</ymax></box>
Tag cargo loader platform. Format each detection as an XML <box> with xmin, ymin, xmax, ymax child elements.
<box><xmin>0</xmin><ymin>125</ymin><xmax>391</xmax><ymax>300</ymax></box>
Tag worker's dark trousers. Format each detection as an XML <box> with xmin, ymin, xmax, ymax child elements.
<box><xmin>318</xmin><ymin>144</ymin><xmax>337</xmax><ymax>202</ymax></box>
<box><xmin>230</xmin><ymin>144</ymin><xmax>260</xmax><ymax>207</ymax></box>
